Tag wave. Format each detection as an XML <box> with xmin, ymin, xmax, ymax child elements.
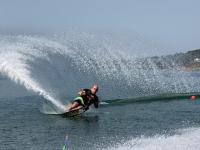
<box><xmin>104</xmin><ymin>127</ymin><xmax>200</xmax><ymax>150</ymax></box>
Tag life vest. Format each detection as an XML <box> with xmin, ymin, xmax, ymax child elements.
<box><xmin>74</xmin><ymin>96</ymin><xmax>85</xmax><ymax>106</ymax></box>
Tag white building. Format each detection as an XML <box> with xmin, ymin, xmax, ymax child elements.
<box><xmin>194</xmin><ymin>58</ymin><xmax>200</xmax><ymax>62</ymax></box>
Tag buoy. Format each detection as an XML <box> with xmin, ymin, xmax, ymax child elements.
<box><xmin>191</xmin><ymin>95</ymin><xmax>196</xmax><ymax>100</ymax></box>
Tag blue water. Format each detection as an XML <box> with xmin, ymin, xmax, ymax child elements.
<box><xmin>1</xmin><ymin>94</ymin><xmax>200</xmax><ymax>150</ymax></box>
<box><xmin>0</xmin><ymin>33</ymin><xmax>200</xmax><ymax>150</ymax></box>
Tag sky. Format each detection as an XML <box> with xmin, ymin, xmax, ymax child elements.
<box><xmin>0</xmin><ymin>0</ymin><xmax>200</xmax><ymax>52</ymax></box>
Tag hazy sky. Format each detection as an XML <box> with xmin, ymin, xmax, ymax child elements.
<box><xmin>0</xmin><ymin>0</ymin><xmax>200</xmax><ymax>51</ymax></box>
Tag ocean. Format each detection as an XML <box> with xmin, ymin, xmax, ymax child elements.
<box><xmin>0</xmin><ymin>33</ymin><xmax>200</xmax><ymax>150</ymax></box>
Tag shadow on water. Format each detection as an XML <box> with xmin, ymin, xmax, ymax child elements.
<box><xmin>67</xmin><ymin>115</ymin><xmax>99</xmax><ymax>123</ymax></box>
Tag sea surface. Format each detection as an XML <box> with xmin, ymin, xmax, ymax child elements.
<box><xmin>1</xmin><ymin>93</ymin><xmax>200</xmax><ymax>150</ymax></box>
<box><xmin>0</xmin><ymin>33</ymin><xmax>200</xmax><ymax>150</ymax></box>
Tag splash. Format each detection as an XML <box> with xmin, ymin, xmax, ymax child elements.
<box><xmin>104</xmin><ymin>127</ymin><xmax>200</xmax><ymax>150</ymax></box>
<box><xmin>0</xmin><ymin>32</ymin><xmax>199</xmax><ymax>113</ymax></box>
<box><xmin>0</xmin><ymin>35</ymin><xmax>70</xmax><ymax>113</ymax></box>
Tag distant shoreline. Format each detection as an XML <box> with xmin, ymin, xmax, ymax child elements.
<box><xmin>179</xmin><ymin>64</ymin><xmax>200</xmax><ymax>71</ymax></box>
<box><xmin>145</xmin><ymin>49</ymin><xmax>200</xmax><ymax>71</ymax></box>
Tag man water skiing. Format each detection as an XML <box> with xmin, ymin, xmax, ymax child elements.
<box><xmin>67</xmin><ymin>84</ymin><xmax>99</xmax><ymax>111</ymax></box>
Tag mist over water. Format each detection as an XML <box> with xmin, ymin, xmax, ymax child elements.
<box><xmin>0</xmin><ymin>32</ymin><xmax>199</xmax><ymax>113</ymax></box>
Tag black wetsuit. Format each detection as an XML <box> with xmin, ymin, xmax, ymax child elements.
<box><xmin>74</xmin><ymin>89</ymin><xmax>99</xmax><ymax>108</ymax></box>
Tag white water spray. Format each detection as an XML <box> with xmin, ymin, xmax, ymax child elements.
<box><xmin>0</xmin><ymin>35</ymin><xmax>71</xmax><ymax>113</ymax></box>
<box><xmin>0</xmin><ymin>33</ymin><xmax>199</xmax><ymax>113</ymax></box>
<box><xmin>105</xmin><ymin>127</ymin><xmax>200</xmax><ymax>150</ymax></box>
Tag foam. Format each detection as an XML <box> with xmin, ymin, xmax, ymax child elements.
<box><xmin>105</xmin><ymin>127</ymin><xmax>200</xmax><ymax>150</ymax></box>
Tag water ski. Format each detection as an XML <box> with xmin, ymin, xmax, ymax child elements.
<box><xmin>62</xmin><ymin>105</ymin><xmax>86</xmax><ymax>117</ymax></box>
